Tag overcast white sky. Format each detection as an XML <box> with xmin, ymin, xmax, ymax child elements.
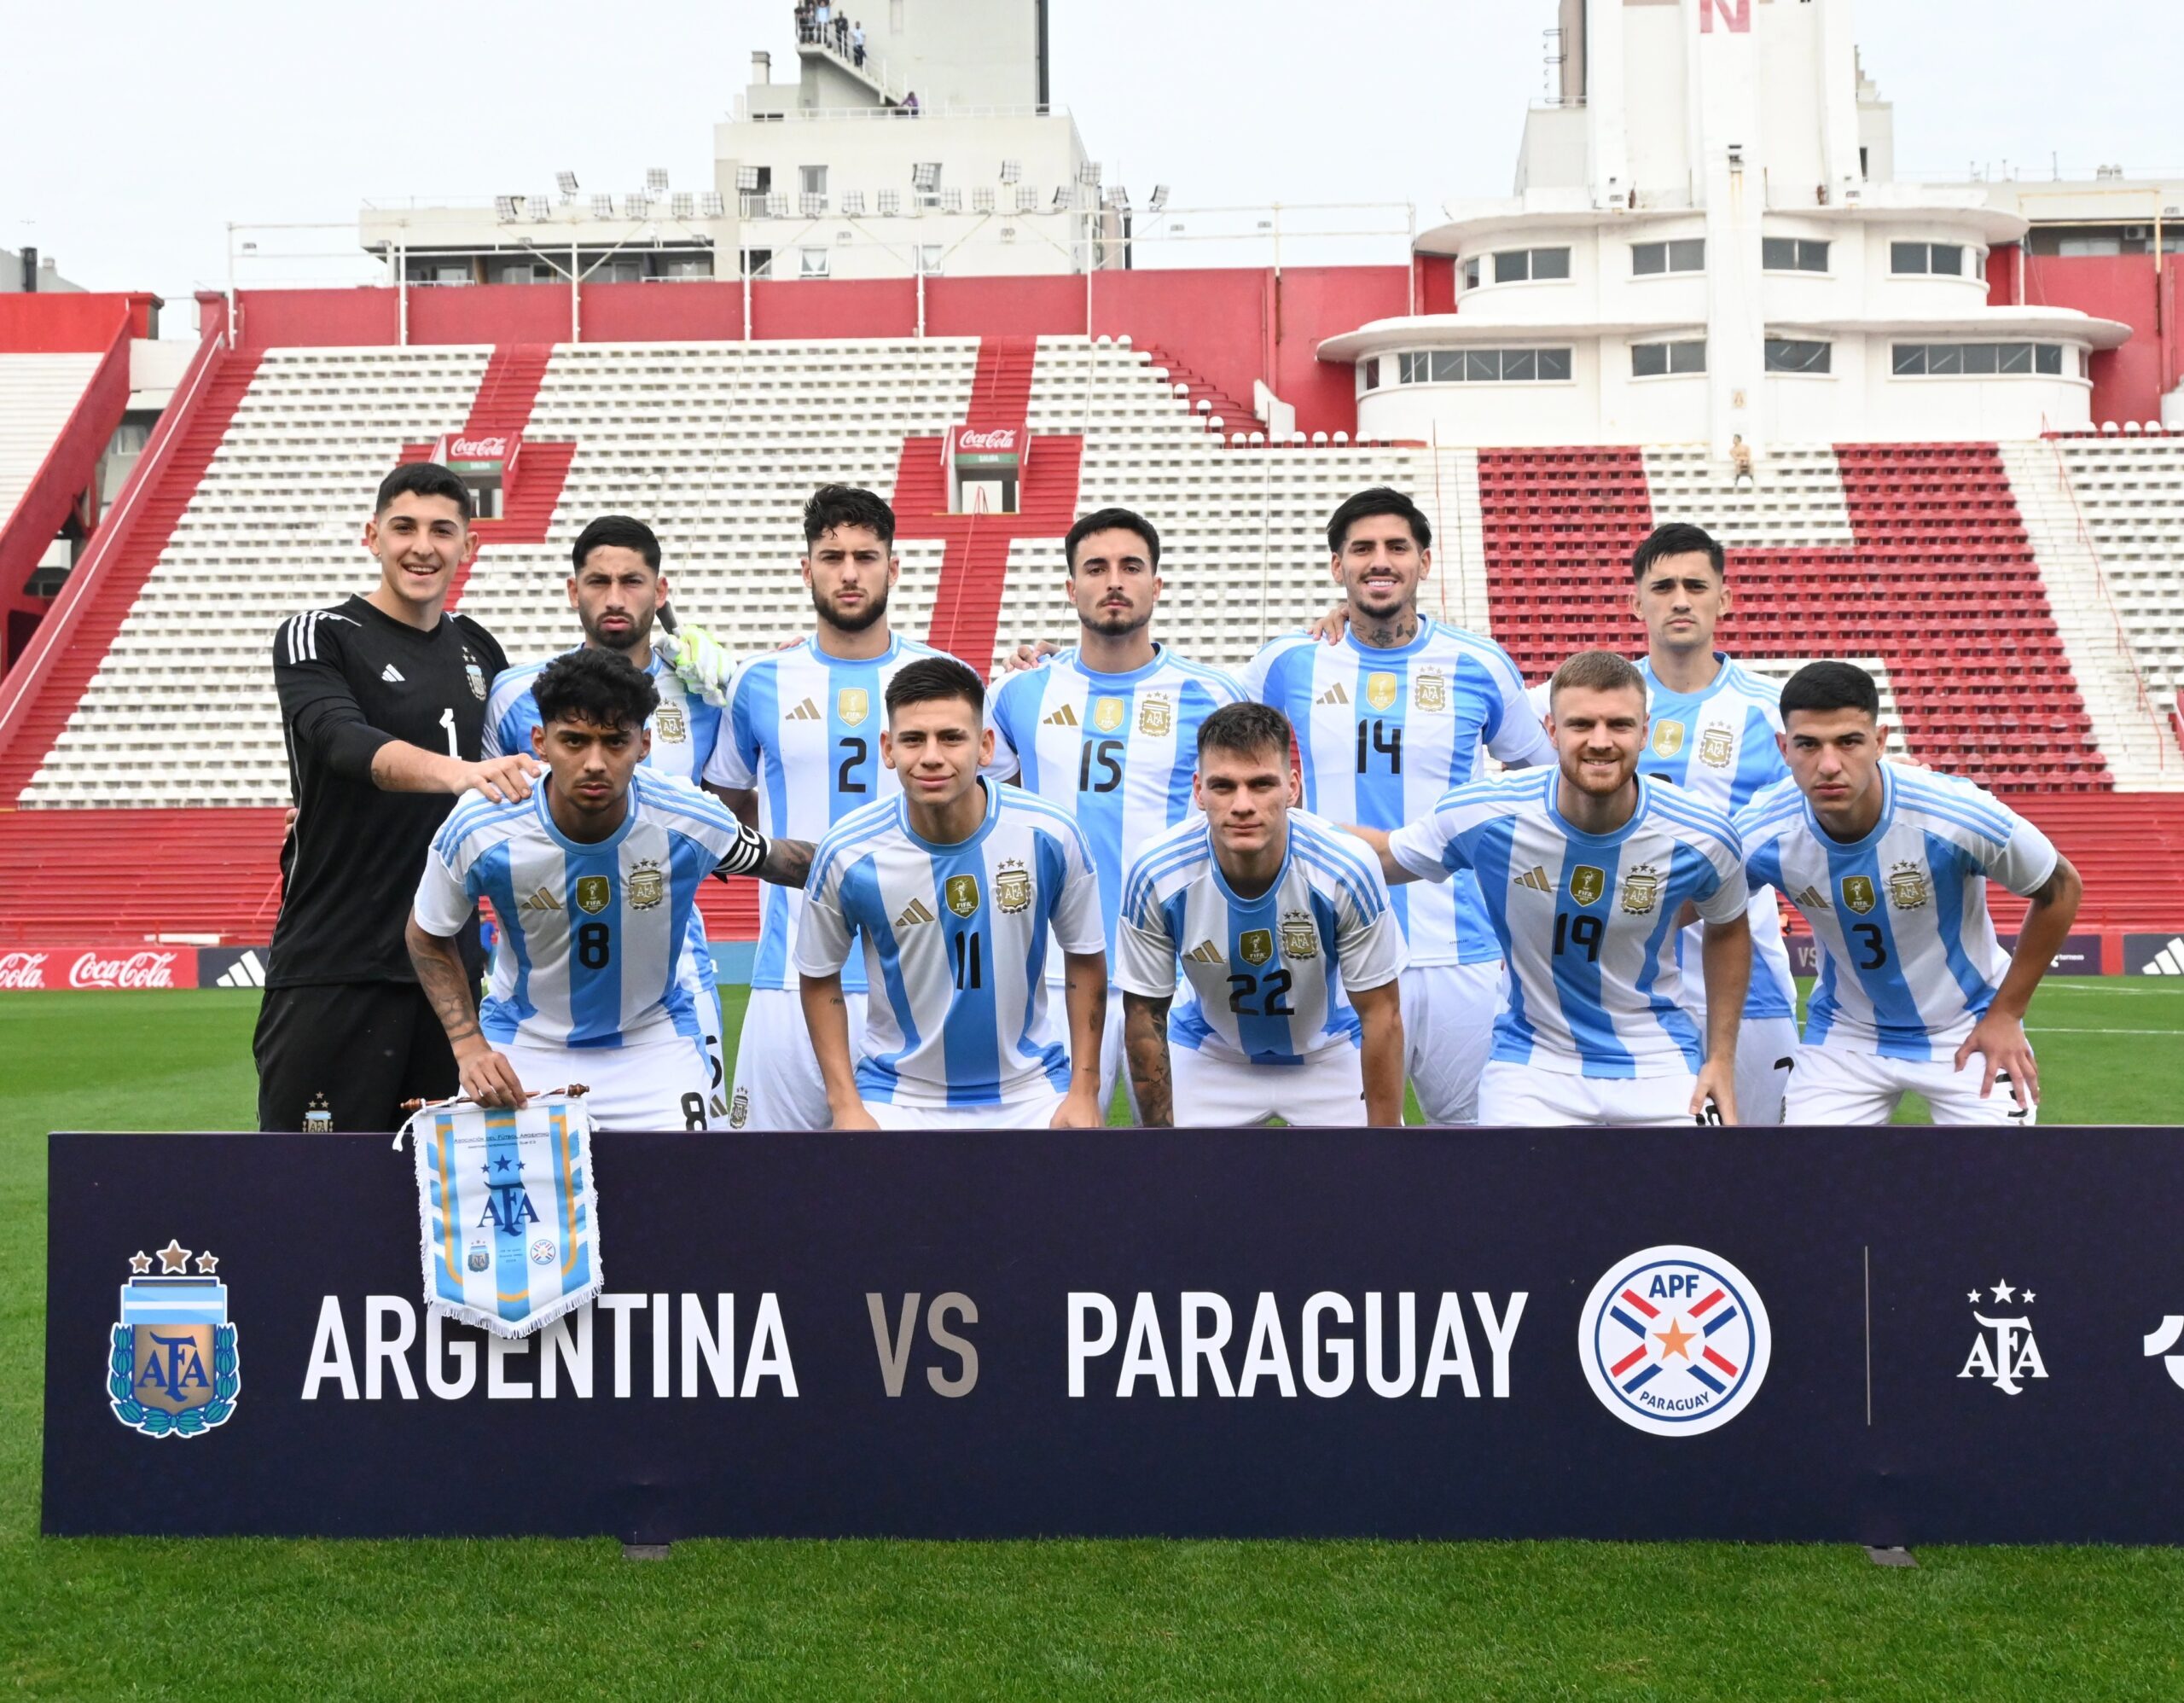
<box><xmin>6</xmin><ymin>0</ymin><xmax>2178</xmax><ymax>325</ymax></box>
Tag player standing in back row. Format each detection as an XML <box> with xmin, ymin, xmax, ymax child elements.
<box><xmin>703</xmin><ymin>486</ymin><xmax>952</xmax><ymax>1130</ymax></box>
<box><xmin>985</xmin><ymin>508</ymin><xmax>1245</xmax><ymax>1113</ymax></box>
<box><xmin>256</xmin><ymin>462</ymin><xmax>535</xmax><ymax>1134</ymax></box>
<box><xmin>1249</xmin><ymin>487</ymin><xmax>1553</xmax><ymax>1124</ymax></box>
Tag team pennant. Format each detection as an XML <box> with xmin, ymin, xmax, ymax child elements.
<box><xmin>397</xmin><ymin>1090</ymin><xmax>601</xmax><ymax>1339</ymax></box>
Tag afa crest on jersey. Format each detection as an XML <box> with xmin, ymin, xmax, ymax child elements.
<box><xmin>1280</xmin><ymin>911</ymin><xmax>1321</xmax><ymax>959</ymax></box>
<box><xmin>1240</xmin><ymin>928</ymin><xmax>1275</xmax><ymax>967</ymax></box>
<box><xmin>1841</xmin><ymin>875</ymin><xmax>1877</xmax><ymax>915</ymax></box>
<box><xmin>576</xmin><ymin>875</ymin><xmax>612</xmax><ymax>915</ymax></box>
<box><xmin>1697</xmin><ymin>726</ymin><xmax>1735</xmax><ymax>769</ymax></box>
<box><xmin>838</xmin><ymin>687</ymin><xmax>869</xmax><ymax>727</ymax></box>
<box><xmin>466</xmin><ymin>661</ymin><xmax>487</xmax><ymax>701</ymax></box>
<box><xmin>1887</xmin><ymin>862</ymin><xmax>1932</xmax><ymax>910</ymax></box>
<box><xmin>626</xmin><ymin>860</ymin><xmax>666</xmax><ymax>910</ymax></box>
<box><xmin>1413</xmin><ymin>668</ymin><xmax>1449</xmax><ymax>713</ymax></box>
<box><xmin>653</xmin><ymin>701</ymin><xmax>688</xmax><ymax>741</ymax></box>
<box><xmin>945</xmin><ymin>874</ymin><xmax>981</xmax><ymax>917</ymax></box>
<box><xmin>1568</xmin><ymin>865</ymin><xmax>1607</xmax><ymax>907</ymax></box>
<box><xmin>1365</xmin><ymin>671</ymin><xmax>1400</xmax><ymax>712</ymax></box>
<box><xmin>1137</xmin><ymin>695</ymin><xmax>1173</xmax><ymax>737</ymax></box>
<box><xmin>995</xmin><ymin>859</ymin><xmax>1033</xmax><ymax>915</ymax></box>
<box><xmin>109</xmin><ymin>1243</ymin><xmax>240</xmax><ymax>1439</ymax></box>
<box><xmin>1092</xmin><ymin>696</ymin><xmax>1127</xmax><ymax>734</ymax></box>
<box><xmin>1652</xmin><ymin>721</ymin><xmax>1686</xmax><ymax>757</ymax></box>
<box><xmin>1620</xmin><ymin>865</ymin><xmax>1662</xmax><ymax>915</ymax></box>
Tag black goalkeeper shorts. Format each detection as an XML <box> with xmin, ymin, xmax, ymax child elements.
<box><xmin>253</xmin><ymin>981</ymin><xmax>464</xmax><ymax>1134</ymax></box>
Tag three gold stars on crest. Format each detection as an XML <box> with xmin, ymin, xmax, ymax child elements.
<box><xmin>128</xmin><ymin>1241</ymin><xmax>218</xmax><ymax>1276</ymax></box>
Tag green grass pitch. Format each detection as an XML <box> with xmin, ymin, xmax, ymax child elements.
<box><xmin>5</xmin><ymin>979</ymin><xmax>2184</xmax><ymax>1695</ymax></box>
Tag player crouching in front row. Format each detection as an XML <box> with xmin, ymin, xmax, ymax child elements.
<box><xmin>1118</xmin><ymin>704</ymin><xmax>1408</xmax><ymax>1126</ymax></box>
<box><xmin>406</xmin><ymin>648</ymin><xmax>813</xmax><ymax>1130</ymax></box>
<box><xmin>1352</xmin><ymin>649</ymin><xmax>1751</xmax><ymax>1127</ymax></box>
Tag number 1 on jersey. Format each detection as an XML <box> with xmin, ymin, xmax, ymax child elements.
<box><xmin>439</xmin><ymin>706</ymin><xmax>458</xmax><ymax>757</ymax></box>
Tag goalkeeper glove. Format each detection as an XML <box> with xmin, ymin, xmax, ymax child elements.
<box><xmin>671</xmin><ymin>624</ymin><xmax>736</xmax><ymax>706</ymax></box>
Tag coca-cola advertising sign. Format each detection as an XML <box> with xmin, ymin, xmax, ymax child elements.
<box><xmin>431</xmin><ymin>432</ymin><xmax>520</xmax><ymax>474</ymax></box>
<box><xmin>0</xmin><ymin>948</ymin><xmax>199</xmax><ymax>991</ymax></box>
<box><xmin>950</xmin><ymin>424</ymin><xmax>1021</xmax><ymax>464</ymax></box>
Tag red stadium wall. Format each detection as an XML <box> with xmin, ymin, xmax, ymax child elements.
<box><xmin>1988</xmin><ymin>247</ymin><xmax>2184</xmax><ymax>425</ymax></box>
<box><xmin>0</xmin><ymin>292</ymin><xmax>156</xmax><ymax>353</ymax></box>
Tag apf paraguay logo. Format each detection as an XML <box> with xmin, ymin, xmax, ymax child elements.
<box><xmin>1578</xmin><ymin>1246</ymin><xmax>1769</xmax><ymax>1436</ymax></box>
<box><xmin>108</xmin><ymin>1241</ymin><xmax>240</xmax><ymax>1439</ymax></box>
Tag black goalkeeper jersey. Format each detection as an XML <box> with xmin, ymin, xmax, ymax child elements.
<box><xmin>267</xmin><ymin>595</ymin><xmax>508</xmax><ymax>987</ymax></box>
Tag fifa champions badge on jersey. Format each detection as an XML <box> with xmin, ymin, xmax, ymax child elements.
<box><xmin>1365</xmin><ymin>671</ymin><xmax>1400</xmax><ymax>712</ymax></box>
<box><xmin>995</xmin><ymin>859</ymin><xmax>1033</xmax><ymax>915</ymax></box>
<box><xmin>1567</xmin><ymin>865</ymin><xmax>1607</xmax><ymax>908</ymax></box>
<box><xmin>1239</xmin><ymin>928</ymin><xmax>1275</xmax><ymax>968</ymax></box>
<box><xmin>1840</xmin><ymin>875</ymin><xmax>1877</xmax><ymax>915</ymax></box>
<box><xmin>838</xmin><ymin>687</ymin><xmax>869</xmax><ymax>727</ymax></box>
<box><xmin>653</xmin><ymin>700</ymin><xmax>688</xmax><ymax>741</ymax></box>
<box><xmin>109</xmin><ymin>1241</ymin><xmax>240</xmax><ymax>1439</ymax></box>
<box><xmin>1578</xmin><ymin>1245</ymin><xmax>1770</xmax><ymax>1438</ymax></box>
<box><xmin>1413</xmin><ymin>668</ymin><xmax>1449</xmax><ymax>713</ymax></box>
<box><xmin>1652</xmin><ymin>721</ymin><xmax>1686</xmax><ymax>757</ymax></box>
<box><xmin>626</xmin><ymin>860</ymin><xmax>666</xmax><ymax>910</ymax></box>
<box><xmin>1093</xmin><ymin>696</ymin><xmax>1127</xmax><ymax>734</ymax></box>
<box><xmin>1619</xmin><ymin>864</ymin><xmax>1662</xmax><ymax>915</ymax></box>
<box><xmin>576</xmin><ymin>876</ymin><xmax>612</xmax><ymax>915</ymax></box>
<box><xmin>1137</xmin><ymin>694</ymin><xmax>1173</xmax><ymax>736</ymax></box>
<box><xmin>1698</xmin><ymin>726</ymin><xmax>1735</xmax><ymax>769</ymax></box>
<box><xmin>945</xmin><ymin>874</ymin><xmax>981</xmax><ymax>918</ymax></box>
<box><xmin>1887</xmin><ymin>862</ymin><xmax>1932</xmax><ymax>910</ymax></box>
<box><xmin>1280</xmin><ymin>910</ymin><xmax>1320</xmax><ymax>959</ymax></box>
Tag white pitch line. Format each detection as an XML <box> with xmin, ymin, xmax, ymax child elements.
<box><xmin>2041</xmin><ymin>982</ymin><xmax>2184</xmax><ymax>995</ymax></box>
<box><xmin>2026</xmin><ymin>1026</ymin><xmax>2184</xmax><ymax>1037</ymax></box>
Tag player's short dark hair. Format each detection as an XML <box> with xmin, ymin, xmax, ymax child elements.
<box><xmin>532</xmin><ymin>647</ymin><xmax>660</xmax><ymax>732</ymax></box>
<box><xmin>1196</xmin><ymin>701</ymin><xmax>1292</xmax><ymax>764</ymax></box>
<box><xmin>1631</xmin><ymin>521</ymin><xmax>1725</xmax><ymax>582</ymax></box>
<box><xmin>1549</xmin><ymin>648</ymin><xmax>1647</xmax><ymax>706</ymax></box>
<box><xmin>1066</xmin><ymin>507</ymin><xmax>1160</xmax><ymax>571</ymax></box>
<box><xmin>1780</xmin><ymin>660</ymin><xmax>1880</xmax><ymax>722</ymax></box>
<box><xmin>572</xmin><ymin>514</ymin><xmax>661</xmax><ymax>573</ymax></box>
<box><xmin>1326</xmin><ymin>486</ymin><xmax>1431</xmax><ymax>555</ymax></box>
<box><xmin>884</xmin><ymin>654</ymin><xmax>983</xmax><ymax>721</ymax></box>
<box><xmin>375</xmin><ymin>462</ymin><xmax>472</xmax><ymax>522</ymax></box>
<box><xmin>805</xmin><ymin>484</ymin><xmax>896</xmax><ymax>548</ymax></box>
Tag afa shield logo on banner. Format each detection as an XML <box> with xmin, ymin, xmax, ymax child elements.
<box><xmin>108</xmin><ymin>1241</ymin><xmax>239</xmax><ymax>1439</ymax></box>
<box><xmin>1579</xmin><ymin>1245</ymin><xmax>1770</xmax><ymax>1437</ymax></box>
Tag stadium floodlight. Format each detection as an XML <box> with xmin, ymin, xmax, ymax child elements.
<box><xmin>842</xmin><ymin>189</ymin><xmax>868</xmax><ymax>216</ymax></box>
<box><xmin>494</xmin><ymin>195</ymin><xmax>521</xmax><ymax>221</ymax></box>
<box><xmin>647</xmin><ymin>166</ymin><xmax>670</xmax><ymax>192</ymax></box>
<box><xmin>735</xmin><ymin>166</ymin><xmax>761</xmax><ymax>192</ymax></box>
<box><xmin>876</xmin><ymin>189</ymin><xmax>901</xmax><ymax>216</ymax></box>
<box><xmin>910</xmin><ymin>161</ymin><xmax>941</xmax><ymax>192</ymax></box>
<box><xmin>1050</xmin><ymin>186</ymin><xmax>1072</xmax><ymax>211</ymax></box>
<box><xmin>1109</xmin><ymin>185</ymin><xmax>1130</xmax><ymax>210</ymax></box>
<box><xmin>999</xmin><ymin>159</ymin><xmax>1022</xmax><ymax>185</ymax></box>
<box><xmin>622</xmin><ymin>191</ymin><xmax>648</xmax><ymax>218</ymax></box>
<box><xmin>764</xmin><ymin>191</ymin><xmax>789</xmax><ymax>218</ymax></box>
<box><xmin>799</xmin><ymin>191</ymin><xmax>828</xmax><ymax>218</ymax></box>
<box><xmin>591</xmin><ymin>193</ymin><xmax>616</xmax><ymax>219</ymax></box>
<box><xmin>1076</xmin><ymin>160</ymin><xmax>1102</xmax><ymax>188</ymax></box>
<box><xmin>1014</xmin><ymin>184</ymin><xmax>1040</xmax><ymax>213</ymax></box>
<box><xmin>1147</xmin><ymin>183</ymin><xmax>1170</xmax><ymax>212</ymax></box>
<box><xmin>939</xmin><ymin>187</ymin><xmax>963</xmax><ymax>213</ymax></box>
<box><xmin>697</xmin><ymin>189</ymin><xmax>724</xmax><ymax>217</ymax></box>
<box><xmin>671</xmin><ymin>191</ymin><xmax>695</xmax><ymax>218</ymax></box>
<box><xmin>531</xmin><ymin>195</ymin><xmax>555</xmax><ymax>221</ymax></box>
<box><xmin>972</xmin><ymin>185</ymin><xmax>996</xmax><ymax>213</ymax></box>
<box><xmin>557</xmin><ymin>170</ymin><xmax>580</xmax><ymax>198</ymax></box>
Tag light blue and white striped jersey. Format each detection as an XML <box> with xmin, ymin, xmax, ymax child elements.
<box><xmin>1389</xmin><ymin>771</ymin><xmax>1750</xmax><ymax>1077</ymax></box>
<box><xmin>985</xmin><ymin>643</ymin><xmax>1245</xmax><ymax>980</ymax></box>
<box><xmin>1246</xmin><ymin>623</ymin><xmax>1553</xmax><ymax>968</ymax></box>
<box><xmin>703</xmin><ymin>633</ymin><xmax>951</xmax><ymax>993</ymax></box>
<box><xmin>1115</xmin><ymin>810</ymin><xmax>1409</xmax><ymax>1066</ymax></box>
<box><xmin>794</xmin><ymin>781</ymin><xmax>1106</xmax><ymax>1108</ymax></box>
<box><xmin>1736</xmin><ymin>766</ymin><xmax>2059</xmax><ymax>1061</ymax></box>
<box><xmin>485</xmin><ymin>648</ymin><xmax>724</xmax><ymax>781</ymax></box>
<box><xmin>1529</xmin><ymin>653</ymin><xmax>1795</xmax><ymax>1020</ymax></box>
<box><xmin>415</xmin><ymin>770</ymin><xmax>767</xmax><ymax>1050</ymax></box>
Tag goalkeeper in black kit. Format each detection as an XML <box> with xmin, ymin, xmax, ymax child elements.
<box><xmin>254</xmin><ymin>462</ymin><xmax>537</xmax><ymax>1132</ymax></box>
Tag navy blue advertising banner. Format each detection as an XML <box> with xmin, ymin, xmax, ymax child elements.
<box><xmin>41</xmin><ymin>1129</ymin><xmax>2184</xmax><ymax>1544</ymax></box>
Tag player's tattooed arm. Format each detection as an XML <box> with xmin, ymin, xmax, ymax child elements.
<box><xmin>1959</xmin><ymin>852</ymin><xmax>2082</xmax><ymax>1106</ymax></box>
<box><xmin>753</xmin><ymin>834</ymin><xmax>815</xmax><ymax>888</ymax></box>
<box><xmin>1054</xmin><ymin>951</ymin><xmax>1109</xmax><ymax>1128</ymax></box>
<box><xmin>1123</xmin><ymin>991</ymin><xmax>1174</xmax><ymax>1128</ymax></box>
<box><xmin>800</xmin><ymin>970</ymin><xmax>878</xmax><ymax>1130</ymax></box>
<box><xmin>704</xmin><ymin>783</ymin><xmax>759</xmax><ymax>828</ymax></box>
<box><xmin>405</xmin><ymin>913</ymin><xmax>527</xmax><ymax>1108</ymax></box>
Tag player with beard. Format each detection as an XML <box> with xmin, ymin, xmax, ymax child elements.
<box><xmin>1352</xmin><ymin>650</ymin><xmax>1751</xmax><ymax>1127</ymax></box>
<box><xmin>702</xmin><ymin>485</ymin><xmax>951</xmax><ymax>1130</ymax></box>
<box><xmin>483</xmin><ymin>514</ymin><xmax>735</xmax><ymax>1120</ymax></box>
<box><xmin>983</xmin><ymin>508</ymin><xmax>1244</xmax><ymax>1113</ymax></box>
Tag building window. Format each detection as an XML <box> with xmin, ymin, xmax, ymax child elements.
<box><xmin>1891</xmin><ymin>241</ymin><xmax>1966</xmax><ymax>276</ymax></box>
<box><xmin>1395</xmin><ymin>347</ymin><xmax>1573</xmax><ymax>383</ymax></box>
<box><xmin>799</xmin><ymin>247</ymin><xmax>830</xmax><ymax>278</ymax></box>
<box><xmin>799</xmin><ymin>165</ymin><xmax>828</xmax><ymax>197</ymax></box>
<box><xmin>1462</xmin><ymin>257</ymin><xmax>1481</xmax><ymax>291</ymax></box>
<box><xmin>917</xmin><ymin>245</ymin><xmax>944</xmax><ymax>276</ymax></box>
<box><xmin>1362</xmin><ymin>357</ymin><xmax>1380</xmax><ymax>391</ymax></box>
<box><xmin>1764</xmin><ymin>339</ymin><xmax>1832</xmax><ymax>374</ymax></box>
<box><xmin>745</xmin><ymin>249</ymin><xmax>773</xmax><ymax>278</ymax></box>
<box><xmin>1892</xmin><ymin>342</ymin><xmax>2067</xmax><ymax>376</ymax></box>
<box><xmin>1762</xmin><ymin>236</ymin><xmax>1830</xmax><ymax>273</ymax></box>
<box><xmin>1632</xmin><ymin>339</ymin><xmax>1707</xmax><ymax>377</ymax></box>
<box><xmin>1633</xmin><ymin>238</ymin><xmax>1705</xmax><ymax>276</ymax></box>
<box><xmin>1490</xmin><ymin>246</ymin><xmax>1571</xmax><ymax>283</ymax></box>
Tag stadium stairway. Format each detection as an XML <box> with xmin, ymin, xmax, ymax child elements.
<box><xmin>396</xmin><ymin>341</ymin><xmax>573</xmax><ymax>580</ymax></box>
<box><xmin>1133</xmin><ymin>345</ymin><xmax>1267</xmax><ymax>439</ymax></box>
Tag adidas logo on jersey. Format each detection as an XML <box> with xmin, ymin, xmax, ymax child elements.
<box><xmin>1513</xmin><ymin>865</ymin><xmax>1554</xmax><ymax>893</ymax></box>
<box><xmin>1043</xmin><ymin>704</ymin><xmax>1081</xmax><ymax>727</ymax></box>
<box><xmin>895</xmin><ymin>897</ymin><xmax>937</xmax><ymax>927</ymax></box>
<box><xmin>380</xmin><ymin>664</ymin><xmax>405</xmax><ymax>683</ymax></box>
<box><xmin>1316</xmin><ymin>683</ymin><xmax>1350</xmax><ymax>706</ymax></box>
<box><xmin>787</xmin><ymin>697</ymin><xmax>823</xmax><ymax>722</ymax></box>
<box><xmin>516</xmin><ymin>886</ymin><xmax>560</xmax><ymax>914</ymax></box>
<box><xmin>1183</xmin><ymin>939</ymin><xmax>1224</xmax><ymax>965</ymax></box>
<box><xmin>1794</xmin><ymin>885</ymin><xmax>1831</xmax><ymax>911</ymax></box>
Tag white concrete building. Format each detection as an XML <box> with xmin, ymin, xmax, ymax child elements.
<box><xmin>1324</xmin><ymin>0</ymin><xmax>2129</xmax><ymax>449</ymax></box>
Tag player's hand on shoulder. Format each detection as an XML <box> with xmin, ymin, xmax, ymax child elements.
<box><xmin>456</xmin><ymin>1042</ymin><xmax>529</xmax><ymax>1110</ymax></box>
<box><xmin>1001</xmin><ymin>638</ymin><xmax>1060</xmax><ymax>675</ymax></box>
<box><xmin>671</xmin><ymin>624</ymin><xmax>736</xmax><ymax>705</ymax></box>
<box><xmin>462</xmin><ymin>753</ymin><xmax>540</xmax><ymax>803</ymax></box>
<box><xmin>1307</xmin><ymin>604</ymin><xmax>1350</xmax><ymax>644</ymax></box>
